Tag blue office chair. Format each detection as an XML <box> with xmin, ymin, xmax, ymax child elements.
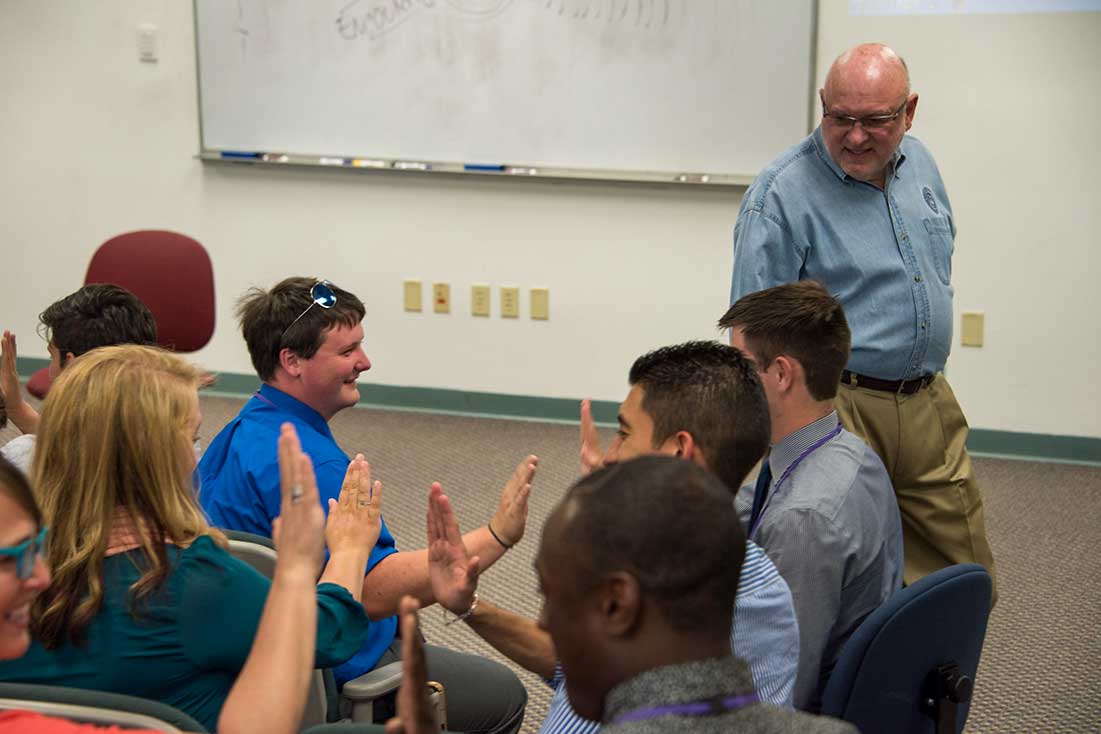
<box><xmin>820</xmin><ymin>563</ymin><xmax>992</xmax><ymax>734</ymax></box>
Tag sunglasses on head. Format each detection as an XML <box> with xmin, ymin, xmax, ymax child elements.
<box><xmin>0</xmin><ymin>526</ymin><xmax>47</xmax><ymax>581</ymax></box>
<box><xmin>280</xmin><ymin>280</ymin><xmax>338</xmax><ymax>341</ymax></box>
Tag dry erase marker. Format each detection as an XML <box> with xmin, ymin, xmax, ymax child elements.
<box><xmin>351</xmin><ymin>159</ymin><xmax>388</xmax><ymax>168</ymax></box>
<box><xmin>319</xmin><ymin>157</ymin><xmax>347</xmax><ymax>166</ymax></box>
<box><xmin>393</xmin><ymin>161</ymin><xmax>429</xmax><ymax>171</ymax></box>
<box><xmin>675</xmin><ymin>173</ymin><xmax>710</xmax><ymax>183</ymax></box>
<box><xmin>221</xmin><ymin>150</ymin><xmax>261</xmax><ymax>160</ymax></box>
<box><xmin>505</xmin><ymin>166</ymin><xmax>538</xmax><ymax>176</ymax></box>
<box><xmin>261</xmin><ymin>153</ymin><xmax>289</xmax><ymax>163</ymax></box>
<box><xmin>464</xmin><ymin>163</ymin><xmax>505</xmax><ymax>172</ymax></box>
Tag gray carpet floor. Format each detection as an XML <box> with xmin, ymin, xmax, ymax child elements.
<box><xmin>196</xmin><ymin>394</ymin><xmax>1101</xmax><ymax>734</ymax></box>
<box><xmin>6</xmin><ymin>392</ymin><xmax>1100</xmax><ymax>731</ymax></box>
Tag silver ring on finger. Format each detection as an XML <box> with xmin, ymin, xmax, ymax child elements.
<box><xmin>291</xmin><ymin>484</ymin><xmax>304</xmax><ymax>503</ymax></box>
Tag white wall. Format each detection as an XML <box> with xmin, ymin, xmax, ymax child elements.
<box><xmin>1</xmin><ymin>1</ymin><xmax>1098</xmax><ymax>438</ymax></box>
<box><xmin>816</xmin><ymin>0</ymin><xmax>1101</xmax><ymax>437</ymax></box>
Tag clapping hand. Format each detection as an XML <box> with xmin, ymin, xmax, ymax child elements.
<box><xmin>327</xmin><ymin>451</ymin><xmax>384</xmax><ymax>557</ymax></box>
<box><xmin>1</xmin><ymin>331</ymin><xmax>38</xmax><ymax>434</ymax></box>
<box><xmin>272</xmin><ymin>423</ymin><xmax>326</xmax><ymax>580</ymax></box>
<box><xmin>488</xmin><ymin>455</ymin><xmax>538</xmax><ymax>548</ymax></box>
<box><xmin>427</xmin><ymin>483</ymin><xmax>479</xmax><ymax>616</ymax></box>
<box><xmin>384</xmin><ymin>596</ymin><xmax>439</xmax><ymax>734</ymax></box>
<box><xmin>579</xmin><ymin>399</ymin><xmax>604</xmax><ymax>475</ymax></box>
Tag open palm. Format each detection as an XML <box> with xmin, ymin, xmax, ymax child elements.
<box><xmin>426</xmin><ymin>483</ymin><xmax>479</xmax><ymax>615</ymax></box>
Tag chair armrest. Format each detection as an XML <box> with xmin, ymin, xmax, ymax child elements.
<box><xmin>340</xmin><ymin>661</ymin><xmax>404</xmax><ymax>702</ymax></box>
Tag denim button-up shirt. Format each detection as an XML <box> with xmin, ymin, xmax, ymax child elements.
<box><xmin>731</xmin><ymin>128</ymin><xmax>955</xmax><ymax>380</ymax></box>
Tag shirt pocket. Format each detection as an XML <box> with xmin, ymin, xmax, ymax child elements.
<box><xmin>922</xmin><ymin>216</ymin><xmax>954</xmax><ymax>284</ymax></box>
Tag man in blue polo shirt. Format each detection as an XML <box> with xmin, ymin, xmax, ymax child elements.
<box><xmin>199</xmin><ymin>277</ymin><xmax>529</xmax><ymax>734</ymax></box>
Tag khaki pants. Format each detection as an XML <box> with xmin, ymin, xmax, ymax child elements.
<box><xmin>835</xmin><ymin>374</ymin><xmax>997</xmax><ymax>604</ymax></box>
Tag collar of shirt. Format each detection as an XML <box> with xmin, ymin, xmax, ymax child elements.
<box><xmin>252</xmin><ymin>383</ymin><xmax>334</xmax><ymax>441</ymax></box>
<box><xmin>811</xmin><ymin>126</ymin><xmax>907</xmax><ymax>184</ymax></box>
<box><xmin>768</xmin><ymin>410</ymin><xmax>842</xmax><ymax>484</ymax></box>
<box><xmin>602</xmin><ymin>656</ymin><xmax>757</xmax><ymax>727</ymax></box>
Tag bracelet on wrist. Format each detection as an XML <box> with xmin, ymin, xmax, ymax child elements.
<box><xmin>443</xmin><ymin>592</ymin><xmax>478</xmax><ymax>626</ymax></box>
<box><xmin>487</xmin><ymin>521</ymin><xmax>514</xmax><ymax>549</ymax></box>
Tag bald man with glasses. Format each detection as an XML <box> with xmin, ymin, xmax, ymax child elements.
<box><xmin>729</xmin><ymin>43</ymin><xmax>997</xmax><ymax>601</ymax></box>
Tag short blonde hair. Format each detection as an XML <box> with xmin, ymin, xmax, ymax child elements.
<box><xmin>32</xmin><ymin>345</ymin><xmax>223</xmax><ymax>649</ymax></box>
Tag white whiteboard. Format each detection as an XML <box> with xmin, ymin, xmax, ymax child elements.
<box><xmin>195</xmin><ymin>0</ymin><xmax>816</xmax><ymax>184</ymax></box>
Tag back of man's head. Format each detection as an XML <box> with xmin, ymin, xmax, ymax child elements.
<box><xmin>566</xmin><ymin>455</ymin><xmax>746</xmax><ymax>633</ymax></box>
<box><xmin>538</xmin><ymin>456</ymin><xmax>746</xmax><ymax>719</ymax></box>
<box><xmin>719</xmin><ymin>281</ymin><xmax>851</xmax><ymax>401</ymax></box>
<box><xmin>237</xmin><ymin>277</ymin><xmax>365</xmax><ymax>381</ymax></box>
<box><xmin>627</xmin><ymin>341</ymin><xmax>770</xmax><ymax>491</ymax></box>
<box><xmin>39</xmin><ymin>284</ymin><xmax>157</xmax><ymax>363</ymax></box>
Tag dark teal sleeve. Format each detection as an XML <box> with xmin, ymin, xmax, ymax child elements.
<box><xmin>179</xmin><ymin>539</ymin><xmax>370</xmax><ymax>671</ymax></box>
<box><xmin>178</xmin><ymin>541</ymin><xmax>270</xmax><ymax>671</ymax></box>
<box><xmin>313</xmin><ymin>583</ymin><xmax>371</xmax><ymax>667</ymax></box>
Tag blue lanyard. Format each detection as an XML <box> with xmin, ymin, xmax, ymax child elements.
<box><xmin>749</xmin><ymin>425</ymin><xmax>843</xmax><ymax>539</ymax></box>
<box><xmin>611</xmin><ymin>692</ymin><xmax>760</xmax><ymax>725</ymax></box>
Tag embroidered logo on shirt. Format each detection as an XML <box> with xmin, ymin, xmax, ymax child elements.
<box><xmin>922</xmin><ymin>186</ymin><xmax>939</xmax><ymax>213</ymax></box>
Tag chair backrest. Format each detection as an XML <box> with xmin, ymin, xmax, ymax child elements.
<box><xmin>85</xmin><ymin>230</ymin><xmax>215</xmax><ymax>353</ymax></box>
<box><xmin>222</xmin><ymin>529</ymin><xmax>334</xmax><ymax>728</ymax></box>
<box><xmin>0</xmin><ymin>682</ymin><xmax>207</xmax><ymax>732</ymax></box>
<box><xmin>225</xmin><ymin>529</ymin><xmax>278</xmax><ymax>577</ymax></box>
<box><xmin>222</xmin><ymin>532</ymin><xmax>409</xmax><ymax>727</ymax></box>
<box><xmin>820</xmin><ymin>563</ymin><xmax>993</xmax><ymax>734</ymax></box>
<box><xmin>302</xmin><ymin>719</ymin><xmax>454</xmax><ymax>734</ymax></box>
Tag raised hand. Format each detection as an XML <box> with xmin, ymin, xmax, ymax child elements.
<box><xmin>1</xmin><ymin>331</ymin><xmax>39</xmax><ymax>434</ymax></box>
<box><xmin>384</xmin><ymin>596</ymin><xmax>439</xmax><ymax>734</ymax></box>
<box><xmin>579</xmin><ymin>399</ymin><xmax>604</xmax><ymax>475</ymax></box>
<box><xmin>272</xmin><ymin>423</ymin><xmax>326</xmax><ymax>580</ymax></box>
<box><xmin>427</xmin><ymin>483</ymin><xmax>479</xmax><ymax>616</ymax></box>
<box><xmin>489</xmin><ymin>455</ymin><xmax>538</xmax><ymax>548</ymax></box>
<box><xmin>327</xmin><ymin>452</ymin><xmax>384</xmax><ymax>557</ymax></box>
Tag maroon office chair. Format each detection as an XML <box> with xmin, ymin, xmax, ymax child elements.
<box><xmin>26</xmin><ymin>230</ymin><xmax>215</xmax><ymax>398</ymax></box>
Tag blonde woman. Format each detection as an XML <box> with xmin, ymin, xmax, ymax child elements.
<box><xmin>0</xmin><ymin>345</ymin><xmax>382</xmax><ymax>732</ymax></box>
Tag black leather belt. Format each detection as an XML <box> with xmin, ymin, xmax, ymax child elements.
<box><xmin>841</xmin><ymin>370</ymin><xmax>935</xmax><ymax>395</ymax></box>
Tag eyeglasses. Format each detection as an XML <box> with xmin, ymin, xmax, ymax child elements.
<box><xmin>280</xmin><ymin>280</ymin><xmax>337</xmax><ymax>341</ymax></box>
<box><xmin>823</xmin><ymin>98</ymin><xmax>909</xmax><ymax>131</ymax></box>
<box><xmin>0</xmin><ymin>526</ymin><xmax>47</xmax><ymax>581</ymax></box>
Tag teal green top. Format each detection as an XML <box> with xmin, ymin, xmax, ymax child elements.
<box><xmin>0</xmin><ymin>535</ymin><xmax>369</xmax><ymax>732</ymax></box>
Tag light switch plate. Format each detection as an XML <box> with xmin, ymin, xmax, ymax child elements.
<box><xmin>403</xmin><ymin>280</ymin><xmax>422</xmax><ymax>312</ymax></box>
<box><xmin>961</xmin><ymin>312</ymin><xmax>984</xmax><ymax>347</ymax></box>
<box><xmin>530</xmin><ymin>288</ymin><xmax>549</xmax><ymax>320</ymax></box>
<box><xmin>137</xmin><ymin>23</ymin><xmax>158</xmax><ymax>63</ymax></box>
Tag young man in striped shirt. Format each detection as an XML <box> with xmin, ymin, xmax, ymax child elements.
<box><xmin>427</xmin><ymin>341</ymin><xmax>801</xmax><ymax>733</ymax></box>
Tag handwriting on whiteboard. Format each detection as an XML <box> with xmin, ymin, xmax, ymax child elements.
<box><xmin>335</xmin><ymin>0</ymin><xmax>673</xmax><ymax>42</ymax></box>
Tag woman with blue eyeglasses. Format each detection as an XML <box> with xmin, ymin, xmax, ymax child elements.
<box><xmin>0</xmin><ymin>457</ymin><xmax>51</xmax><ymax>662</ymax></box>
